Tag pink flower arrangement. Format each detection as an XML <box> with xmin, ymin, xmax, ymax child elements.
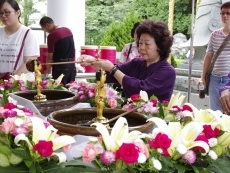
<box><xmin>0</xmin><ymin>95</ymin><xmax>76</xmax><ymax>172</ymax></box>
<box><xmin>66</xmin><ymin>81</ymin><xmax>123</xmax><ymax>108</ymax></box>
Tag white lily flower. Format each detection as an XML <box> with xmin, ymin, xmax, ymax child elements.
<box><xmin>168</xmin><ymin>92</ymin><xmax>186</xmax><ymax>109</ymax></box>
<box><xmin>140</xmin><ymin>90</ymin><xmax>148</xmax><ymax>102</ymax></box>
<box><xmin>147</xmin><ymin>118</ymin><xmax>209</xmax><ymax>156</ymax></box>
<box><xmin>55</xmin><ymin>74</ymin><xmax>65</xmax><ymax>85</ymax></box>
<box><xmin>184</xmin><ymin>103</ymin><xmax>218</xmax><ymax>124</ymax></box>
<box><xmin>91</xmin><ymin>117</ymin><xmax>142</xmax><ymax>152</ymax></box>
<box><xmin>14</xmin><ymin>117</ymin><xmax>75</xmax><ymax>163</ymax></box>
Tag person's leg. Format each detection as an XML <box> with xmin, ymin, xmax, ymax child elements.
<box><xmin>69</xmin><ymin>66</ymin><xmax>76</xmax><ymax>83</ymax></box>
<box><xmin>52</xmin><ymin>67</ymin><xmax>68</xmax><ymax>86</ymax></box>
<box><xmin>209</xmin><ymin>75</ymin><xmax>229</xmax><ymax>111</ymax></box>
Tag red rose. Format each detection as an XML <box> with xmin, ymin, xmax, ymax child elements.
<box><xmin>194</xmin><ymin>135</ymin><xmax>208</xmax><ymax>152</ymax></box>
<box><xmin>202</xmin><ymin>125</ymin><xmax>220</xmax><ymax>139</ymax></box>
<box><xmin>171</xmin><ymin>106</ymin><xmax>181</xmax><ymax>112</ymax></box>
<box><xmin>148</xmin><ymin>133</ymin><xmax>172</xmax><ymax>156</ymax></box>
<box><xmin>33</xmin><ymin>140</ymin><xmax>53</xmax><ymax>157</ymax></box>
<box><xmin>4</xmin><ymin>103</ymin><xmax>17</xmax><ymax>110</ymax></box>
<box><xmin>130</xmin><ymin>94</ymin><xmax>141</xmax><ymax>102</ymax></box>
<box><xmin>116</xmin><ymin>143</ymin><xmax>139</xmax><ymax>164</ymax></box>
<box><xmin>182</xmin><ymin>105</ymin><xmax>193</xmax><ymax>112</ymax></box>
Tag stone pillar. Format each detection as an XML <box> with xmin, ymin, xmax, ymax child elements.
<box><xmin>47</xmin><ymin>0</ymin><xmax>85</xmax><ymax>57</ymax></box>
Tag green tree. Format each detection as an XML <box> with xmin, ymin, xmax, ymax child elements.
<box><xmin>99</xmin><ymin>10</ymin><xmax>140</xmax><ymax>51</ymax></box>
<box><xmin>85</xmin><ymin>0</ymin><xmax>195</xmax><ymax>45</ymax></box>
<box><xmin>16</xmin><ymin>0</ymin><xmax>46</xmax><ymax>26</ymax></box>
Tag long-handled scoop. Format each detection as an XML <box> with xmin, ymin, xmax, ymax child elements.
<box><xmin>108</xmin><ymin>103</ymin><xmax>145</xmax><ymax>123</ymax></box>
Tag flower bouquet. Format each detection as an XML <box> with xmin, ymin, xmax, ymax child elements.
<box><xmin>0</xmin><ymin>73</ymin><xmax>67</xmax><ymax>95</ymax></box>
<box><xmin>70</xmin><ymin>91</ymin><xmax>230</xmax><ymax>173</ymax></box>
<box><xmin>66</xmin><ymin>81</ymin><xmax>124</xmax><ymax>108</ymax></box>
<box><xmin>0</xmin><ymin>95</ymin><xmax>76</xmax><ymax>173</ymax></box>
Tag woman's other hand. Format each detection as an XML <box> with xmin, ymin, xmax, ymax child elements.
<box><xmin>219</xmin><ymin>89</ymin><xmax>230</xmax><ymax>114</ymax></box>
<box><xmin>77</xmin><ymin>55</ymin><xmax>96</xmax><ymax>66</ymax></box>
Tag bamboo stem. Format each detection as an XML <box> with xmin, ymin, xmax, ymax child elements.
<box><xmin>108</xmin><ymin>103</ymin><xmax>145</xmax><ymax>123</ymax></box>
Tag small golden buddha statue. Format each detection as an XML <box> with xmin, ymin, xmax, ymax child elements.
<box><xmin>33</xmin><ymin>60</ymin><xmax>47</xmax><ymax>102</ymax></box>
<box><xmin>92</xmin><ymin>69</ymin><xmax>109</xmax><ymax>125</ymax></box>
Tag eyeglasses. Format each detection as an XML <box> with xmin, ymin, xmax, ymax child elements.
<box><xmin>0</xmin><ymin>11</ymin><xmax>15</xmax><ymax>17</ymax></box>
<box><xmin>220</xmin><ymin>12</ymin><xmax>230</xmax><ymax>16</ymax></box>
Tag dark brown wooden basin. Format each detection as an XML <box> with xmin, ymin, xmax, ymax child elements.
<box><xmin>12</xmin><ymin>90</ymin><xmax>77</xmax><ymax>116</ymax></box>
<box><xmin>47</xmin><ymin>108</ymin><xmax>154</xmax><ymax>136</ymax></box>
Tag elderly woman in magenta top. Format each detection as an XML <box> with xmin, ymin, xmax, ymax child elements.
<box><xmin>79</xmin><ymin>20</ymin><xmax>176</xmax><ymax>102</ymax></box>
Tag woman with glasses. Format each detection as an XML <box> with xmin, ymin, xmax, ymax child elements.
<box><xmin>78</xmin><ymin>20</ymin><xmax>176</xmax><ymax>102</ymax></box>
<box><xmin>0</xmin><ymin>0</ymin><xmax>39</xmax><ymax>77</ymax></box>
<box><xmin>201</xmin><ymin>1</ymin><xmax>230</xmax><ymax>111</ymax></box>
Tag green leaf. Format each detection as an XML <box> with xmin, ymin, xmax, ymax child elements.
<box><xmin>12</xmin><ymin>149</ymin><xmax>32</xmax><ymax>160</ymax></box>
<box><xmin>0</xmin><ymin>145</ymin><xmax>11</xmax><ymax>155</ymax></box>
<box><xmin>113</xmin><ymin>169</ymin><xmax>130</xmax><ymax>173</ymax></box>
<box><xmin>60</xmin><ymin>159</ymin><xmax>100</xmax><ymax>169</ymax></box>
<box><xmin>174</xmin><ymin>163</ymin><xmax>187</xmax><ymax>173</ymax></box>
<box><xmin>0</xmin><ymin>165</ymin><xmax>28</xmax><ymax>173</ymax></box>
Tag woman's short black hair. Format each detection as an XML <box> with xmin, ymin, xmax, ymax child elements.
<box><xmin>136</xmin><ymin>20</ymin><xmax>173</xmax><ymax>60</ymax></box>
<box><xmin>131</xmin><ymin>22</ymin><xmax>141</xmax><ymax>38</ymax></box>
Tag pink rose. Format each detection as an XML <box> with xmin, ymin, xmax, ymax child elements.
<box><xmin>130</xmin><ymin>94</ymin><xmax>141</xmax><ymax>102</ymax></box>
<box><xmin>4</xmin><ymin>109</ymin><xmax>17</xmax><ymax>118</ymax></box>
<box><xmin>41</xmin><ymin>80</ymin><xmax>48</xmax><ymax>85</ymax></box>
<box><xmin>162</xmin><ymin>100</ymin><xmax>169</xmax><ymax>106</ymax></box>
<box><xmin>22</xmin><ymin>107</ymin><xmax>34</xmax><ymax>116</ymax></box>
<box><xmin>122</xmin><ymin>104</ymin><xmax>135</xmax><ymax>111</ymax></box>
<box><xmin>135</xmin><ymin>142</ymin><xmax>149</xmax><ymax>159</ymax></box>
<box><xmin>19</xmin><ymin>86</ymin><xmax>28</xmax><ymax>91</ymax></box>
<box><xmin>148</xmin><ymin>133</ymin><xmax>172</xmax><ymax>156</ymax></box>
<box><xmin>116</xmin><ymin>143</ymin><xmax>139</xmax><ymax>164</ymax></box>
<box><xmin>78</xmin><ymin>94</ymin><xmax>86</xmax><ymax>102</ymax></box>
<box><xmin>0</xmin><ymin>117</ymin><xmax>16</xmax><ymax>134</ymax></box>
<box><xmin>88</xmin><ymin>91</ymin><xmax>95</xmax><ymax>98</ymax></box>
<box><xmin>82</xmin><ymin>144</ymin><xmax>102</xmax><ymax>163</ymax></box>
<box><xmin>150</xmin><ymin>99</ymin><xmax>158</xmax><ymax>107</ymax></box>
<box><xmin>63</xmin><ymin>144</ymin><xmax>71</xmax><ymax>152</ymax></box>
<box><xmin>13</xmin><ymin>125</ymin><xmax>29</xmax><ymax>136</ymax></box>
<box><xmin>33</xmin><ymin>140</ymin><xmax>53</xmax><ymax>157</ymax></box>
<box><xmin>108</xmin><ymin>98</ymin><xmax>117</xmax><ymax>109</ymax></box>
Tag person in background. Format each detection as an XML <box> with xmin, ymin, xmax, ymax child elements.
<box><xmin>200</xmin><ymin>2</ymin><xmax>230</xmax><ymax>111</ymax></box>
<box><xmin>78</xmin><ymin>20</ymin><xmax>176</xmax><ymax>102</ymax></box>
<box><xmin>118</xmin><ymin>22</ymin><xmax>142</xmax><ymax>64</ymax></box>
<box><xmin>0</xmin><ymin>0</ymin><xmax>39</xmax><ymax>75</ymax></box>
<box><xmin>39</xmin><ymin>16</ymin><xmax>76</xmax><ymax>86</ymax></box>
<box><xmin>219</xmin><ymin>72</ymin><xmax>230</xmax><ymax>114</ymax></box>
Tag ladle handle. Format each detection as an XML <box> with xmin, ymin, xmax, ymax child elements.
<box><xmin>41</xmin><ymin>59</ymin><xmax>107</xmax><ymax>66</ymax></box>
<box><xmin>41</xmin><ymin>61</ymin><xmax>82</xmax><ymax>65</ymax></box>
<box><xmin>108</xmin><ymin>103</ymin><xmax>145</xmax><ymax>123</ymax></box>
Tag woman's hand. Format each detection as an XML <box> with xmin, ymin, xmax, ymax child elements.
<box><xmin>219</xmin><ymin>89</ymin><xmax>230</xmax><ymax>114</ymax></box>
<box><xmin>77</xmin><ymin>55</ymin><xmax>96</xmax><ymax>66</ymax></box>
<box><xmin>92</xmin><ymin>60</ymin><xmax>114</xmax><ymax>72</ymax></box>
